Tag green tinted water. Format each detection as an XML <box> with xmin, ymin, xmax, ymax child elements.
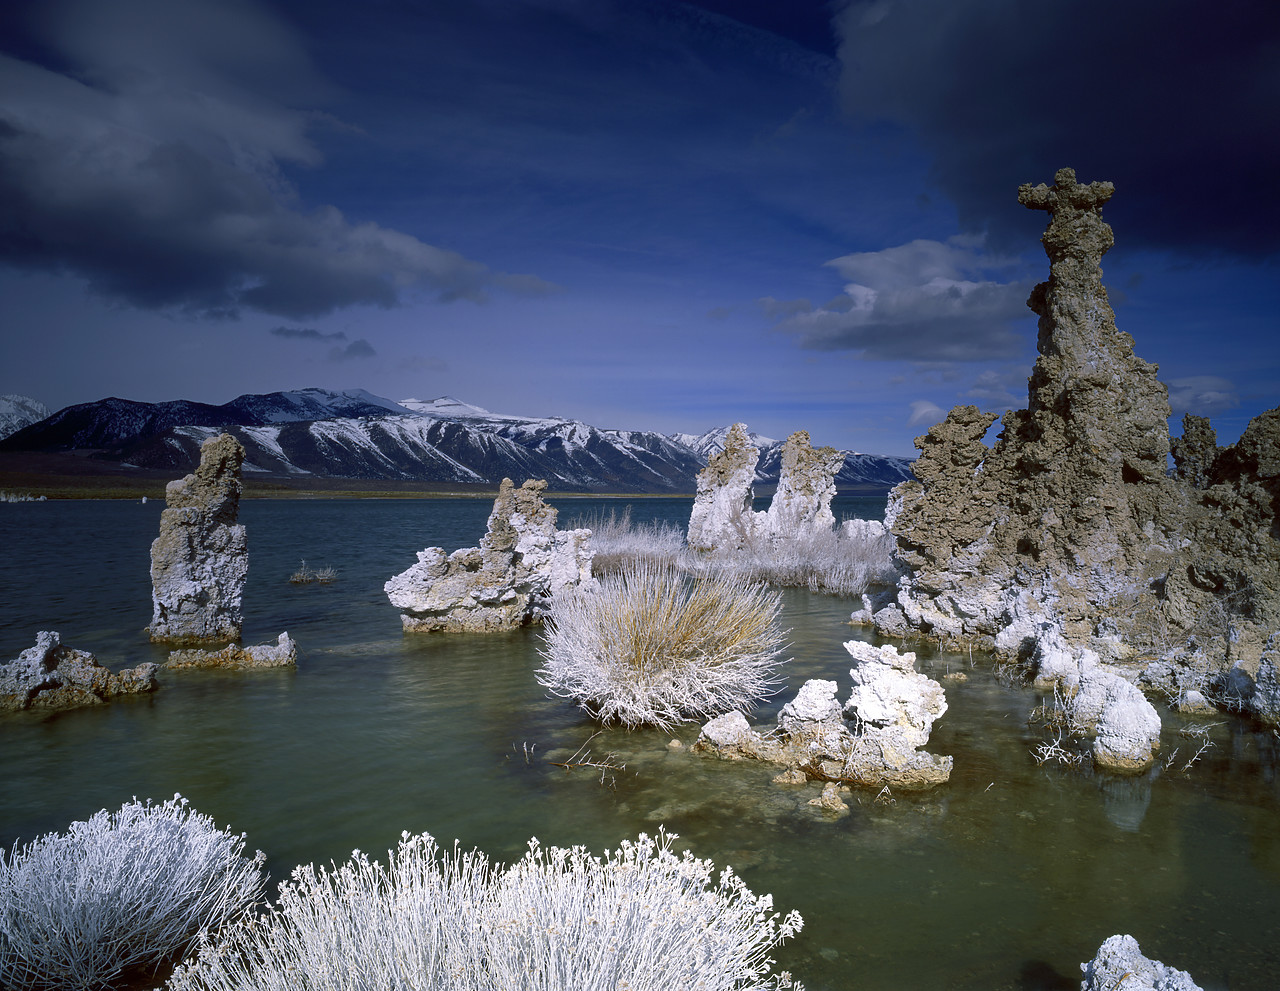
<box><xmin>1</xmin><ymin>499</ymin><xmax>1277</xmax><ymax>989</ymax></box>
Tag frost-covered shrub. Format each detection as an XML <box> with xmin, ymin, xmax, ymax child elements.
<box><xmin>703</xmin><ymin>523</ymin><xmax>898</xmax><ymax>598</ymax></box>
<box><xmin>166</xmin><ymin>829</ymin><xmax>804</xmax><ymax>991</ymax></box>
<box><xmin>569</xmin><ymin>506</ymin><xmax>687</xmax><ymax>575</ymax></box>
<box><xmin>538</xmin><ymin>559</ymin><xmax>788</xmax><ymax>729</ymax></box>
<box><xmin>0</xmin><ymin>795</ymin><xmax>264</xmax><ymax>991</ymax></box>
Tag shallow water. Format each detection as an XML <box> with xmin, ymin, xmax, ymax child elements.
<box><xmin>2</xmin><ymin>498</ymin><xmax>1278</xmax><ymax>990</ymax></box>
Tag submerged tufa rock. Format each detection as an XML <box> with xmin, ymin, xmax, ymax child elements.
<box><xmin>385</xmin><ymin>478</ymin><xmax>596</xmax><ymax>632</ymax></box>
<box><xmin>148</xmin><ymin>433</ymin><xmax>248</xmax><ymax>643</ymax></box>
<box><xmin>167</xmin><ymin>632</ymin><xmax>297</xmax><ymax>670</ymax></box>
<box><xmin>1</xmin><ymin>631</ymin><xmax>158</xmax><ymax>713</ymax></box>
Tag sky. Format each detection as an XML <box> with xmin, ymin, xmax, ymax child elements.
<box><xmin>0</xmin><ymin>0</ymin><xmax>1277</xmax><ymax>458</ymax></box>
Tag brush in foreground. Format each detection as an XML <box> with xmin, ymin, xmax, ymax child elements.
<box><xmin>166</xmin><ymin>829</ymin><xmax>803</xmax><ymax>991</ymax></box>
<box><xmin>0</xmin><ymin>795</ymin><xmax>264</xmax><ymax>991</ymax></box>
<box><xmin>538</xmin><ymin>559</ymin><xmax>788</xmax><ymax>729</ymax></box>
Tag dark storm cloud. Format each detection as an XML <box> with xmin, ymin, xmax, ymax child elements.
<box><xmin>0</xmin><ymin>0</ymin><xmax>553</xmax><ymax>320</ymax></box>
<box><xmin>835</xmin><ymin>0</ymin><xmax>1280</xmax><ymax>257</ymax></box>
<box><xmin>270</xmin><ymin>326</ymin><xmax>347</xmax><ymax>342</ymax></box>
<box><xmin>329</xmin><ymin>339</ymin><xmax>375</xmax><ymax>361</ymax></box>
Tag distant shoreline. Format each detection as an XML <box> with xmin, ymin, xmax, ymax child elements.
<box><xmin>0</xmin><ymin>451</ymin><xmax>895</xmax><ymax>501</ymax></box>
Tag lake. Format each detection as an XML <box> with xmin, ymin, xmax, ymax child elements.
<box><xmin>2</xmin><ymin>497</ymin><xmax>1277</xmax><ymax>990</ymax></box>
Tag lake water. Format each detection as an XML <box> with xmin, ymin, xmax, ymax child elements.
<box><xmin>2</xmin><ymin>497</ymin><xmax>1278</xmax><ymax>990</ymax></box>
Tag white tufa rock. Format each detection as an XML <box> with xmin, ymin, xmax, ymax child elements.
<box><xmin>760</xmin><ymin>431</ymin><xmax>844</xmax><ymax>542</ymax></box>
<box><xmin>385</xmin><ymin>478</ymin><xmax>596</xmax><ymax>632</ymax></box>
<box><xmin>697</xmin><ymin>711</ymin><xmax>757</xmax><ymax>749</ymax></box>
<box><xmin>148</xmin><ymin>433</ymin><xmax>248</xmax><ymax>643</ymax></box>
<box><xmin>844</xmin><ymin>640</ymin><xmax>948</xmax><ymax>752</ymax></box>
<box><xmin>1080</xmin><ymin>934</ymin><xmax>1204</xmax><ymax>991</ymax></box>
<box><xmin>686</xmin><ymin>423</ymin><xmax>760</xmax><ymax>552</ymax></box>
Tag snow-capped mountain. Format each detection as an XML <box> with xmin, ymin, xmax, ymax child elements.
<box><xmin>0</xmin><ymin>395</ymin><xmax>50</xmax><ymax>441</ymax></box>
<box><xmin>1</xmin><ymin>388</ymin><xmax>914</xmax><ymax>492</ymax></box>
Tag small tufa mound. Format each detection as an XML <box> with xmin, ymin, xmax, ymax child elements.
<box><xmin>166</xmin><ymin>632</ymin><xmax>297</xmax><ymax>670</ymax></box>
<box><xmin>1081</xmin><ymin>934</ymin><xmax>1204</xmax><ymax>991</ymax></box>
<box><xmin>0</xmin><ymin>795</ymin><xmax>264</xmax><ymax>991</ymax></box>
<box><xmin>537</xmin><ymin>559</ymin><xmax>788</xmax><ymax>730</ymax></box>
<box><xmin>149</xmin><ymin>433</ymin><xmax>248</xmax><ymax>644</ymax></box>
<box><xmin>0</xmin><ymin>631</ymin><xmax>158</xmax><ymax>713</ymax></box>
<box><xmin>696</xmin><ymin>640</ymin><xmax>952</xmax><ymax>789</ymax></box>
<box><xmin>385</xmin><ymin>478</ymin><xmax>595</xmax><ymax>633</ymax></box>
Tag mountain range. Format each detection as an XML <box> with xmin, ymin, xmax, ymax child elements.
<box><xmin>0</xmin><ymin>390</ymin><xmax>915</xmax><ymax>494</ymax></box>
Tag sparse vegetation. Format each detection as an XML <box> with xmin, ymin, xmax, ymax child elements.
<box><xmin>0</xmin><ymin>795</ymin><xmax>264</xmax><ymax>991</ymax></box>
<box><xmin>576</xmin><ymin>506</ymin><xmax>897</xmax><ymax>599</ymax></box>
<box><xmin>538</xmin><ymin>559</ymin><xmax>788</xmax><ymax>730</ymax></box>
<box><xmin>166</xmin><ymin>829</ymin><xmax>804</xmax><ymax>991</ymax></box>
<box><xmin>288</xmin><ymin>560</ymin><xmax>337</xmax><ymax>584</ymax></box>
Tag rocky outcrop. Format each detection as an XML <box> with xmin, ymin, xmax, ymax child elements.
<box><xmin>1</xmin><ymin>631</ymin><xmax>158</xmax><ymax>712</ymax></box>
<box><xmin>686</xmin><ymin>423</ymin><xmax>759</xmax><ymax>552</ymax></box>
<box><xmin>696</xmin><ymin>640</ymin><xmax>951</xmax><ymax>789</ymax></box>
<box><xmin>867</xmin><ymin>168</ymin><xmax>1279</xmax><ymax>703</ymax></box>
<box><xmin>148</xmin><ymin>433</ymin><xmax>248</xmax><ymax>643</ymax></box>
<box><xmin>167</xmin><ymin>632</ymin><xmax>297</xmax><ymax>670</ymax></box>
<box><xmin>1081</xmin><ymin>934</ymin><xmax>1203</xmax><ymax>991</ymax></box>
<box><xmin>1066</xmin><ymin>661</ymin><xmax>1162</xmax><ymax>773</ymax></box>
<box><xmin>761</xmin><ymin>431</ymin><xmax>844</xmax><ymax>540</ymax></box>
<box><xmin>687</xmin><ymin>424</ymin><xmax>848</xmax><ymax>552</ymax></box>
<box><xmin>385</xmin><ymin>478</ymin><xmax>595</xmax><ymax>632</ymax></box>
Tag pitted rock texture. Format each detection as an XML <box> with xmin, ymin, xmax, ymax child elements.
<box><xmin>761</xmin><ymin>431</ymin><xmax>844</xmax><ymax>540</ymax></box>
<box><xmin>696</xmin><ymin>641</ymin><xmax>951</xmax><ymax>789</ymax></box>
<box><xmin>148</xmin><ymin>433</ymin><xmax>248</xmax><ymax>643</ymax></box>
<box><xmin>385</xmin><ymin>478</ymin><xmax>596</xmax><ymax>632</ymax></box>
<box><xmin>1</xmin><ymin>631</ymin><xmax>158</xmax><ymax>713</ymax></box>
<box><xmin>167</xmin><ymin>632</ymin><xmax>297</xmax><ymax>670</ymax></box>
<box><xmin>874</xmin><ymin>169</ymin><xmax>1279</xmax><ymax>693</ymax></box>
<box><xmin>1081</xmin><ymin>934</ymin><xmax>1203</xmax><ymax>991</ymax></box>
<box><xmin>687</xmin><ymin>423</ymin><xmax>759</xmax><ymax>552</ymax></box>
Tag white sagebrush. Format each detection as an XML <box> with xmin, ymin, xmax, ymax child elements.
<box><xmin>0</xmin><ymin>795</ymin><xmax>264</xmax><ymax>991</ymax></box>
<box><xmin>537</xmin><ymin>559</ymin><xmax>789</xmax><ymax>729</ymax></box>
<box><xmin>166</xmin><ymin>829</ymin><xmax>804</xmax><ymax>991</ymax></box>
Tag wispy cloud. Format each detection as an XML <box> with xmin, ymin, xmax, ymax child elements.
<box><xmin>907</xmin><ymin>399</ymin><xmax>947</xmax><ymax>428</ymax></box>
<box><xmin>1167</xmin><ymin>376</ymin><xmax>1240</xmax><ymax>416</ymax></box>
<box><xmin>329</xmin><ymin>338</ymin><xmax>376</xmax><ymax>361</ymax></box>
<box><xmin>773</xmin><ymin>235</ymin><xmax>1033</xmax><ymax>360</ymax></box>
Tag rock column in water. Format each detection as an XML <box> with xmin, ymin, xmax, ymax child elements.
<box><xmin>148</xmin><ymin>433</ymin><xmax>248</xmax><ymax>643</ymax></box>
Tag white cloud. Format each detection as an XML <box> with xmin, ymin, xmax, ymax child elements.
<box><xmin>1166</xmin><ymin>376</ymin><xmax>1240</xmax><ymax>415</ymax></box>
<box><xmin>774</xmin><ymin>235</ymin><xmax>1033</xmax><ymax>360</ymax></box>
<box><xmin>907</xmin><ymin>399</ymin><xmax>947</xmax><ymax>427</ymax></box>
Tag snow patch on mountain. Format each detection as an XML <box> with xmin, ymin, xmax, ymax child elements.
<box><xmin>0</xmin><ymin>395</ymin><xmax>50</xmax><ymax>440</ymax></box>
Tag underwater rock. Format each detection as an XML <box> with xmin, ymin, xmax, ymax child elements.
<box><xmin>385</xmin><ymin>478</ymin><xmax>595</xmax><ymax>632</ymax></box>
<box><xmin>761</xmin><ymin>430</ymin><xmax>844</xmax><ymax>541</ymax></box>
<box><xmin>696</xmin><ymin>642</ymin><xmax>951</xmax><ymax>790</ymax></box>
<box><xmin>686</xmin><ymin>423</ymin><xmax>760</xmax><ymax>552</ymax></box>
<box><xmin>1080</xmin><ymin>934</ymin><xmax>1203</xmax><ymax>991</ymax></box>
<box><xmin>0</xmin><ymin>631</ymin><xmax>158</xmax><ymax>712</ymax></box>
<box><xmin>167</xmin><ymin>632</ymin><xmax>297</xmax><ymax>670</ymax></box>
<box><xmin>148</xmin><ymin>433</ymin><xmax>248</xmax><ymax>643</ymax></box>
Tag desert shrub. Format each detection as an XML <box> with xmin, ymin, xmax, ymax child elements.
<box><xmin>166</xmin><ymin>829</ymin><xmax>803</xmax><ymax>991</ymax></box>
<box><xmin>537</xmin><ymin>559</ymin><xmax>788</xmax><ymax>729</ymax></box>
<box><xmin>289</xmin><ymin>561</ymin><xmax>337</xmax><ymax>584</ymax></box>
<box><xmin>0</xmin><ymin>795</ymin><xmax>264</xmax><ymax>991</ymax></box>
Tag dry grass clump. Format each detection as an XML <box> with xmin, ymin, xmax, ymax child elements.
<box><xmin>166</xmin><ymin>829</ymin><xmax>804</xmax><ymax>991</ymax></box>
<box><xmin>704</xmin><ymin>523</ymin><xmax>898</xmax><ymax>598</ymax></box>
<box><xmin>288</xmin><ymin>560</ymin><xmax>337</xmax><ymax>584</ymax></box>
<box><xmin>570</xmin><ymin>506</ymin><xmax>687</xmax><ymax>575</ymax></box>
<box><xmin>538</xmin><ymin>559</ymin><xmax>789</xmax><ymax>729</ymax></box>
<box><xmin>0</xmin><ymin>795</ymin><xmax>263</xmax><ymax>991</ymax></box>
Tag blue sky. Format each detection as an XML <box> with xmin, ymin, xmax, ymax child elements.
<box><xmin>1</xmin><ymin>0</ymin><xmax>1276</xmax><ymax>457</ymax></box>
